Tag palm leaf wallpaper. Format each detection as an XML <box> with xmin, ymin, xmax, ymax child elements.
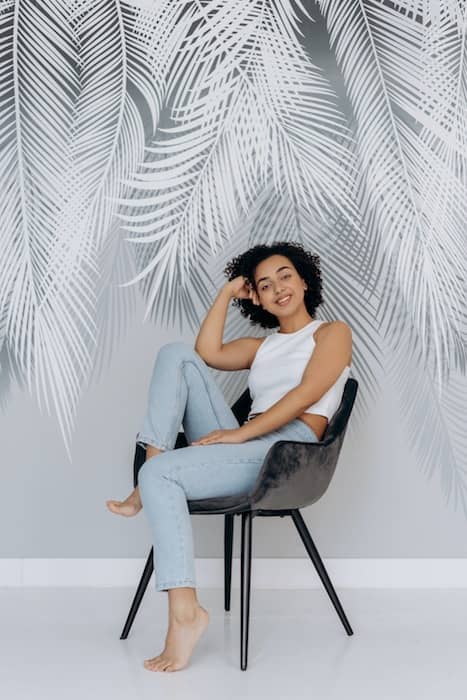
<box><xmin>0</xmin><ymin>1</ymin><xmax>466</xmax><ymax>513</ymax></box>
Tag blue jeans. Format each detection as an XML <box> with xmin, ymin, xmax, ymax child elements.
<box><xmin>136</xmin><ymin>341</ymin><xmax>319</xmax><ymax>592</ymax></box>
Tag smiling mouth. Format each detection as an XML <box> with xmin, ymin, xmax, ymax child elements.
<box><xmin>276</xmin><ymin>295</ymin><xmax>291</xmax><ymax>306</ymax></box>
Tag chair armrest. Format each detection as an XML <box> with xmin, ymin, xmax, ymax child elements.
<box><xmin>248</xmin><ymin>429</ymin><xmax>348</xmax><ymax>511</ymax></box>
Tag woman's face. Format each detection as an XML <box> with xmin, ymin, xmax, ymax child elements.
<box><xmin>251</xmin><ymin>254</ymin><xmax>307</xmax><ymax>316</ymax></box>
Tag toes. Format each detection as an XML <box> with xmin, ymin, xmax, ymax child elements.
<box><xmin>144</xmin><ymin>655</ymin><xmax>185</xmax><ymax>673</ymax></box>
<box><xmin>144</xmin><ymin>655</ymin><xmax>172</xmax><ymax>672</ymax></box>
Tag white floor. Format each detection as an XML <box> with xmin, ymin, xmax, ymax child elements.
<box><xmin>1</xmin><ymin>587</ymin><xmax>466</xmax><ymax>699</ymax></box>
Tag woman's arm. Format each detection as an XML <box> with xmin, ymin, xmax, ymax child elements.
<box><xmin>194</xmin><ymin>277</ymin><xmax>252</xmax><ymax>362</ymax></box>
<box><xmin>194</xmin><ymin>285</ymin><xmax>233</xmax><ymax>360</ymax></box>
<box><xmin>238</xmin><ymin>321</ymin><xmax>352</xmax><ymax>440</ymax></box>
<box><xmin>239</xmin><ymin>385</ymin><xmax>317</xmax><ymax>440</ymax></box>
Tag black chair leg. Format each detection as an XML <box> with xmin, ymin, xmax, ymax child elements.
<box><xmin>290</xmin><ymin>510</ymin><xmax>353</xmax><ymax>636</ymax></box>
<box><xmin>240</xmin><ymin>511</ymin><xmax>253</xmax><ymax>671</ymax></box>
<box><xmin>120</xmin><ymin>548</ymin><xmax>154</xmax><ymax>639</ymax></box>
<box><xmin>224</xmin><ymin>514</ymin><xmax>234</xmax><ymax>611</ymax></box>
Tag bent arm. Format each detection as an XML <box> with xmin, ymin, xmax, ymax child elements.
<box><xmin>238</xmin><ymin>385</ymin><xmax>317</xmax><ymax>440</ymax></box>
<box><xmin>238</xmin><ymin>321</ymin><xmax>352</xmax><ymax>441</ymax></box>
<box><xmin>194</xmin><ymin>286</ymin><xmax>233</xmax><ymax>359</ymax></box>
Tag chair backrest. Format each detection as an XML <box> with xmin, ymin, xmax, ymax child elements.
<box><xmin>248</xmin><ymin>377</ymin><xmax>359</xmax><ymax>511</ymax></box>
<box><xmin>230</xmin><ymin>387</ymin><xmax>252</xmax><ymax>425</ymax></box>
<box><xmin>320</xmin><ymin>377</ymin><xmax>358</xmax><ymax>444</ymax></box>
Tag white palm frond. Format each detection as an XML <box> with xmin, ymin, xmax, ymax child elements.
<box><xmin>364</xmin><ymin>1</ymin><xmax>467</xmax><ymax>386</ymax></box>
<box><xmin>119</xmin><ymin>0</ymin><xmax>361</xmax><ymax>326</ymax></box>
<box><xmin>0</xmin><ymin>289</ymin><xmax>9</xmax><ymax>380</ymax></box>
<box><xmin>50</xmin><ymin>0</ymin><xmax>189</xmax><ymax>344</ymax></box>
<box><xmin>0</xmin><ymin>1</ymin><xmax>86</xmax><ymax>458</ymax></box>
<box><xmin>51</xmin><ymin>0</ymin><xmax>156</xmax><ymax>262</ymax></box>
<box><xmin>249</xmin><ymin>0</ymin><xmax>360</xmax><ymax>224</ymax></box>
<box><xmin>0</xmin><ymin>0</ymin><xmax>184</xmax><ymax>456</ymax></box>
<box><xmin>86</xmin><ymin>219</ymin><xmax>139</xmax><ymax>387</ymax></box>
<box><xmin>387</xmin><ymin>309</ymin><xmax>467</xmax><ymax>515</ymax></box>
<box><xmin>117</xmin><ymin>2</ymin><xmax>276</xmax><ymax>319</ymax></box>
<box><xmin>390</xmin><ymin>0</ymin><xmax>464</xmax><ymax>27</ymax></box>
<box><xmin>438</xmin><ymin>367</ymin><xmax>467</xmax><ymax>514</ymax></box>
<box><xmin>317</xmin><ymin>0</ymin><xmax>466</xmax><ymax>389</ymax></box>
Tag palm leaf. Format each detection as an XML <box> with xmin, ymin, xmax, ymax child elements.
<box><xmin>0</xmin><ymin>0</ymin><xmax>184</xmax><ymax>456</ymax></box>
<box><xmin>0</xmin><ymin>1</ymin><xmax>86</xmax><ymax>459</ymax></box>
<box><xmin>86</xmin><ymin>219</ymin><xmax>139</xmax><ymax>387</ymax></box>
<box><xmin>317</xmin><ymin>0</ymin><xmax>465</xmax><ymax>383</ymax></box>
<box><xmin>365</xmin><ymin>1</ymin><xmax>467</xmax><ymax>385</ymax></box>
<box><xmin>119</xmin><ymin>0</ymin><xmax>361</xmax><ymax>329</ymax></box>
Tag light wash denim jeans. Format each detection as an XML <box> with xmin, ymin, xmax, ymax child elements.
<box><xmin>136</xmin><ymin>341</ymin><xmax>319</xmax><ymax>592</ymax></box>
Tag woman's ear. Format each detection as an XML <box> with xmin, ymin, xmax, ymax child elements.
<box><xmin>249</xmin><ymin>286</ymin><xmax>260</xmax><ymax>306</ymax></box>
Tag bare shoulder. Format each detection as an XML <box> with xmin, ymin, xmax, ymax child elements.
<box><xmin>314</xmin><ymin>320</ymin><xmax>352</xmax><ymax>362</ymax></box>
<box><xmin>314</xmin><ymin>319</ymin><xmax>351</xmax><ymax>339</ymax></box>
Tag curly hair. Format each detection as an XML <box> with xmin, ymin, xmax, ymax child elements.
<box><xmin>223</xmin><ymin>241</ymin><xmax>324</xmax><ymax>329</ymax></box>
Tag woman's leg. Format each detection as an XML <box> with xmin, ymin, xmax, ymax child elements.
<box><xmin>138</xmin><ymin>416</ymin><xmax>316</xmax><ymax>592</ymax></box>
<box><xmin>139</xmin><ymin>416</ymin><xmax>317</xmax><ymax>671</ymax></box>
<box><xmin>106</xmin><ymin>340</ymin><xmax>240</xmax><ymax>516</ymax></box>
<box><xmin>124</xmin><ymin>341</ymin><xmax>240</xmax><ymax>672</ymax></box>
<box><xmin>109</xmin><ymin>341</ymin><xmax>317</xmax><ymax>671</ymax></box>
<box><xmin>106</xmin><ymin>444</ymin><xmax>161</xmax><ymax>516</ymax></box>
<box><xmin>135</xmin><ymin>340</ymin><xmax>240</xmax><ymax>451</ymax></box>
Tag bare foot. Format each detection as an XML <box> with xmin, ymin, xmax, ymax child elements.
<box><xmin>143</xmin><ymin>605</ymin><xmax>210</xmax><ymax>672</ymax></box>
<box><xmin>106</xmin><ymin>487</ymin><xmax>142</xmax><ymax>517</ymax></box>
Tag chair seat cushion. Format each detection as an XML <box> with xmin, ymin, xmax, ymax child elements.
<box><xmin>188</xmin><ymin>493</ymin><xmax>252</xmax><ymax>514</ymax></box>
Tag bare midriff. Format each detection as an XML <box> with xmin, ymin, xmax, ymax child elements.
<box><xmin>296</xmin><ymin>413</ymin><xmax>328</xmax><ymax>441</ymax></box>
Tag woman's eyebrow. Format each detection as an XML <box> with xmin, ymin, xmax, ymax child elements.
<box><xmin>257</xmin><ymin>266</ymin><xmax>292</xmax><ymax>284</ymax></box>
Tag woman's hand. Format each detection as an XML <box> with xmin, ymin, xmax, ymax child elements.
<box><xmin>191</xmin><ymin>428</ymin><xmax>246</xmax><ymax>445</ymax></box>
<box><xmin>225</xmin><ymin>276</ymin><xmax>260</xmax><ymax>305</ymax></box>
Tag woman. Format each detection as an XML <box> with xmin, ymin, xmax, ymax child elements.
<box><xmin>106</xmin><ymin>241</ymin><xmax>352</xmax><ymax>672</ymax></box>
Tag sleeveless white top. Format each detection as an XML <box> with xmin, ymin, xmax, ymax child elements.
<box><xmin>247</xmin><ymin>319</ymin><xmax>351</xmax><ymax>421</ymax></box>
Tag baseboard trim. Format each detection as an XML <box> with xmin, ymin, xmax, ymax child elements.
<box><xmin>1</xmin><ymin>558</ymin><xmax>467</xmax><ymax>588</ymax></box>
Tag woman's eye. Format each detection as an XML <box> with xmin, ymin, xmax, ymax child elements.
<box><xmin>261</xmin><ymin>274</ymin><xmax>290</xmax><ymax>291</ymax></box>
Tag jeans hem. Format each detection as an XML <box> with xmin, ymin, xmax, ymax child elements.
<box><xmin>135</xmin><ymin>432</ymin><xmax>170</xmax><ymax>451</ymax></box>
<box><xmin>156</xmin><ymin>579</ymin><xmax>196</xmax><ymax>592</ymax></box>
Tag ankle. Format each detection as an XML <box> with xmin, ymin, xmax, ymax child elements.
<box><xmin>126</xmin><ymin>487</ymin><xmax>141</xmax><ymax>503</ymax></box>
<box><xmin>170</xmin><ymin>605</ymin><xmax>201</xmax><ymax>624</ymax></box>
<box><xmin>146</xmin><ymin>445</ymin><xmax>163</xmax><ymax>460</ymax></box>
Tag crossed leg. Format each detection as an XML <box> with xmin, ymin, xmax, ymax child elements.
<box><xmin>107</xmin><ymin>443</ymin><xmax>211</xmax><ymax>672</ymax></box>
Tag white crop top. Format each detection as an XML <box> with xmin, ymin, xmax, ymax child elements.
<box><xmin>247</xmin><ymin>319</ymin><xmax>351</xmax><ymax>421</ymax></box>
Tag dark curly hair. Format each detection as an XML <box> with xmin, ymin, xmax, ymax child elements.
<box><xmin>223</xmin><ymin>241</ymin><xmax>324</xmax><ymax>329</ymax></box>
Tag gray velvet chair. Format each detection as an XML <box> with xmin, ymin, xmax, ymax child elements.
<box><xmin>120</xmin><ymin>377</ymin><xmax>358</xmax><ymax>670</ymax></box>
